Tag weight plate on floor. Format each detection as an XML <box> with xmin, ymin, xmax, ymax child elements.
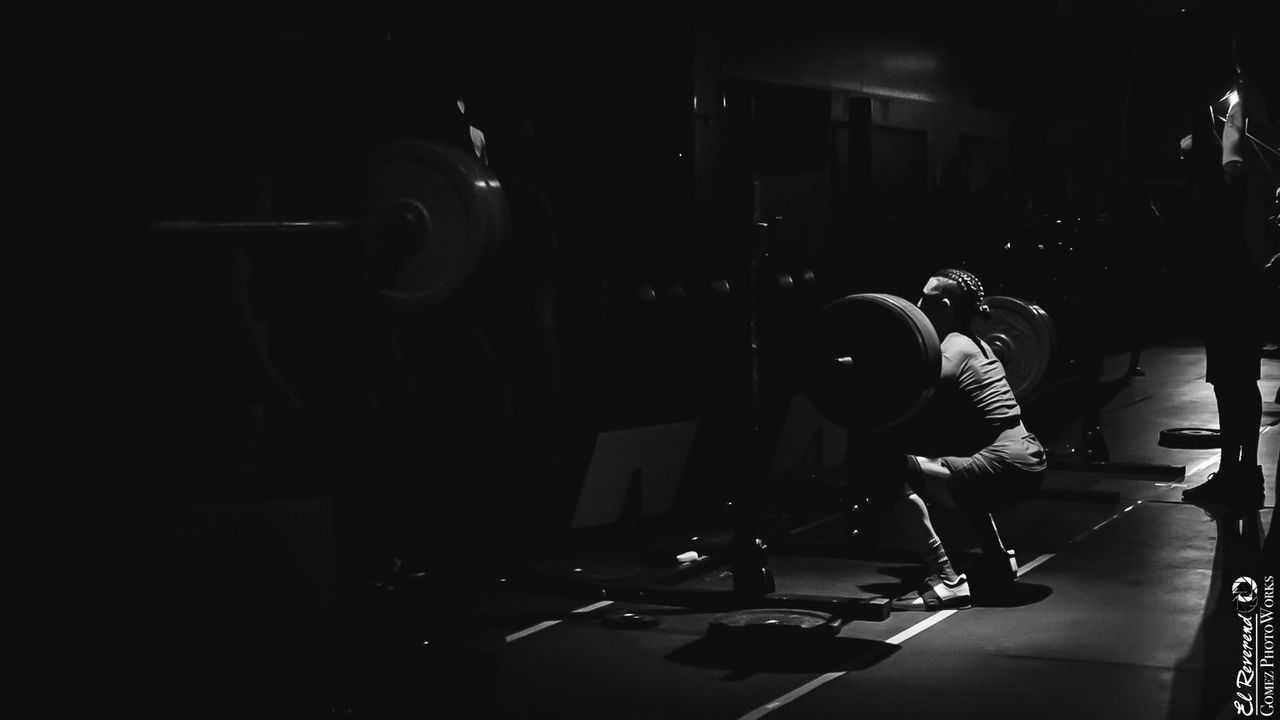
<box><xmin>603</xmin><ymin>611</ymin><xmax>660</xmax><ymax>629</ymax></box>
<box><xmin>707</xmin><ymin>608</ymin><xmax>842</xmax><ymax>638</ymax></box>
<box><xmin>1158</xmin><ymin>427</ymin><xmax>1222</xmax><ymax>449</ymax></box>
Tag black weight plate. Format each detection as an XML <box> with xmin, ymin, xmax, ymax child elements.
<box><xmin>707</xmin><ymin>608</ymin><xmax>841</xmax><ymax>637</ymax></box>
<box><xmin>972</xmin><ymin>296</ymin><xmax>1055</xmax><ymax>400</ymax></box>
<box><xmin>804</xmin><ymin>293</ymin><xmax>941</xmax><ymax>431</ymax></box>
<box><xmin>602</xmin><ymin>611</ymin><xmax>660</xmax><ymax>629</ymax></box>
<box><xmin>1158</xmin><ymin>427</ymin><xmax>1222</xmax><ymax>449</ymax></box>
<box><xmin>362</xmin><ymin>140</ymin><xmax>494</xmax><ymax>309</ymax></box>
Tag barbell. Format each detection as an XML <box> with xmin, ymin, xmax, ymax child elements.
<box><xmin>151</xmin><ymin>140</ymin><xmax>509</xmax><ymax>310</ymax></box>
<box><xmin>148</xmin><ymin>138</ymin><xmax>1053</xmax><ymax>433</ymax></box>
<box><xmin>804</xmin><ymin>293</ymin><xmax>1055</xmax><ymax>432</ymax></box>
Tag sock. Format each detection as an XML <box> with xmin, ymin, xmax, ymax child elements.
<box><xmin>924</xmin><ymin>537</ymin><xmax>959</xmax><ymax>582</ymax></box>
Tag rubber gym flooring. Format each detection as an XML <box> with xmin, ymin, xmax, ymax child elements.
<box><xmin>145</xmin><ymin>343</ymin><xmax>1277</xmax><ymax>719</ymax></box>
<box><xmin>338</xmin><ymin>343</ymin><xmax>1271</xmax><ymax>720</ymax></box>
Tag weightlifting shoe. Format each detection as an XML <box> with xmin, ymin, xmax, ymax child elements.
<box><xmin>1181</xmin><ymin>466</ymin><xmax>1265</xmax><ymax>510</ymax></box>
<box><xmin>891</xmin><ymin>574</ymin><xmax>972</xmax><ymax>611</ymax></box>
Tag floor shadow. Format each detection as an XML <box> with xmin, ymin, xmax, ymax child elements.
<box><xmin>860</xmin><ymin>578</ymin><xmax>1054</xmax><ymax>609</ymax></box>
<box><xmin>970</xmin><ymin>582</ymin><xmax>1054</xmax><ymax>608</ymax></box>
<box><xmin>666</xmin><ymin>635</ymin><xmax>899</xmax><ymax>678</ymax></box>
<box><xmin>1096</xmin><ymin>373</ymin><xmax>1138</xmax><ymax>403</ymax></box>
<box><xmin>858</xmin><ymin>564</ymin><xmax>925</xmax><ymax>597</ymax></box>
<box><xmin>859</xmin><ymin>582</ymin><xmax>912</xmax><ymax>598</ymax></box>
<box><xmin>859</xmin><ymin>562</ymin><xmax>1053</xmax><ymax>608</ymax></box>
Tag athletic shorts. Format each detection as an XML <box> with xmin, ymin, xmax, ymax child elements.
<box><xmin>939</xmin><ymin>427</ymin><xmax>1047</xmax><ymax>507</ymax></box>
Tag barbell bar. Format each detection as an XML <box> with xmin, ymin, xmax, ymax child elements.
<box><xmin>149</xmin><ymin>139</ymin><xmax>509</xmax><ymax>310</ymax></box>
<box><xmin>150</xmin><ymin>220</ymin><xmax>356</xmax><ymax>233</ymax></box>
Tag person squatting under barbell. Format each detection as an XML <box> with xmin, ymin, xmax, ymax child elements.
<box><xmin>871</xmin><ymin>269</ymin><xmax>1048</xmax><ymax>611</ymax></box>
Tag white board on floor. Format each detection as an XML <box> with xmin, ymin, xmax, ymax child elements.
<box><xmin>571</xmin><ymin>420</ymin><xmax>699</xmax><ymax>529</ymax></box>
<box><xmin>770</xmin><ymin>393</ymin><xmax>847</xmax><ymax>481</ymax></box>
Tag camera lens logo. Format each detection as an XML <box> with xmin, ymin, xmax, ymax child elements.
<box><xmin>1232</xmin><ymin>577</ymin><xmax>1259</xmax><ymax>615</ymax></box>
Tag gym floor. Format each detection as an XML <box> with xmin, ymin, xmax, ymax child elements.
<box><xmin>136</xmin><ymin>341</ymin><xmax>1276</xmax><ymax>719</ymax></box>
<box><xmin>390</xmin><ymin>341</ymin><xmax>1277</xmax><ymax>720</ymax></box>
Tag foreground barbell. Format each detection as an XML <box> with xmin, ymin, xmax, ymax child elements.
<box><xmin>151</xmin><ymin>140</ymin><xmax>508</xmax><ymax>310</ymax></box>
<box><xmin>804</xmin><ymin>293</ymin><xmax>1055</xmax><ymax>431</ymax></box>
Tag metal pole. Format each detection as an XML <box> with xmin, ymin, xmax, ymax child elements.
<box><xmin>149</xmin><ymin>219</ymin><xmax>357</xmax><ymax>234</ymax></box>
<box><xmin>730</xmin><ymin>178</ymin><xmax>776</xmax><ymax>595</ymax></box>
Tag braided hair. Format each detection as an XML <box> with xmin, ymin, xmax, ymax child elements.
<box><xmin>934</xmin><ymin>268</ymin><xmax>992</xmax><ymax>322</ymax></box>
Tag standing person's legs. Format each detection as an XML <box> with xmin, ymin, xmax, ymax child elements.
<box><xmin>1215</xmin><ymin>380</ymin><xmax>1262</xmax><ymax>469</ymax></box>
<box><xmin>1183</xmin><ymin>316</ymin><xmax>1265</xmax><ymax>507</ymax></box>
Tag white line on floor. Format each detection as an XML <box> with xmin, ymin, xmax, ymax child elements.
<box><xmin>505</xmin><ymin>621</ymin><xmax>562</xmax><ymax>644</ymax></box>
<box><xmin>1017</xmin><ymin>553</ymin><xmax>1055</xmax><ymax>576</ymax></box>
<box><xmin>737</xmin><ymin>500</ymin><xmax>1147</xmax><ymax>719</ymax></box>
<box><xmin>885</xmin><ymin>609</ymin><xmax>959</xmax><ymax>645</ymax></box>
<box><xmin>504</xmin><ymin>600</ymin><xmax>614</xmax><ymax>643</ymax></box>
<box><xmin>1067</xmin><ymin>502</ymin><xmax>1144</xmax><ymax>546</ymax></box>
<box><xmin>738</xmin><ymin>673</ymin><xmax>849</xmax><ymax>720</ymax></box>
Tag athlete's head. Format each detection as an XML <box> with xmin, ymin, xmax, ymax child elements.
<box><xmin>919</xmin><ymin>268</ymin><xmax>991</xmax><ymax>336</ymax></box>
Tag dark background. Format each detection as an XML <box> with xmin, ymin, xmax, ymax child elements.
<box><xmin>7</xmin><ymin>1</ymin><xmax>1277</xmax><ymax>714</ymax></box>
<box><xmin>20</xmin><ymin>0</ymin><xmax>1261</xmax><ymax>488</ymax></box>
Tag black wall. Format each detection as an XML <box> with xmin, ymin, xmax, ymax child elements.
<box><xmin>17</xmin><ymin>5</ymin><xmax>1271</xmax><ymax>512</ymax></box>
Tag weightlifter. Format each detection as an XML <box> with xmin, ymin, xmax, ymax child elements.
<box><xmin>882</xmin><ymin>269</ymin><xmax>1048</xmax><ymax>611</ymax></box>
